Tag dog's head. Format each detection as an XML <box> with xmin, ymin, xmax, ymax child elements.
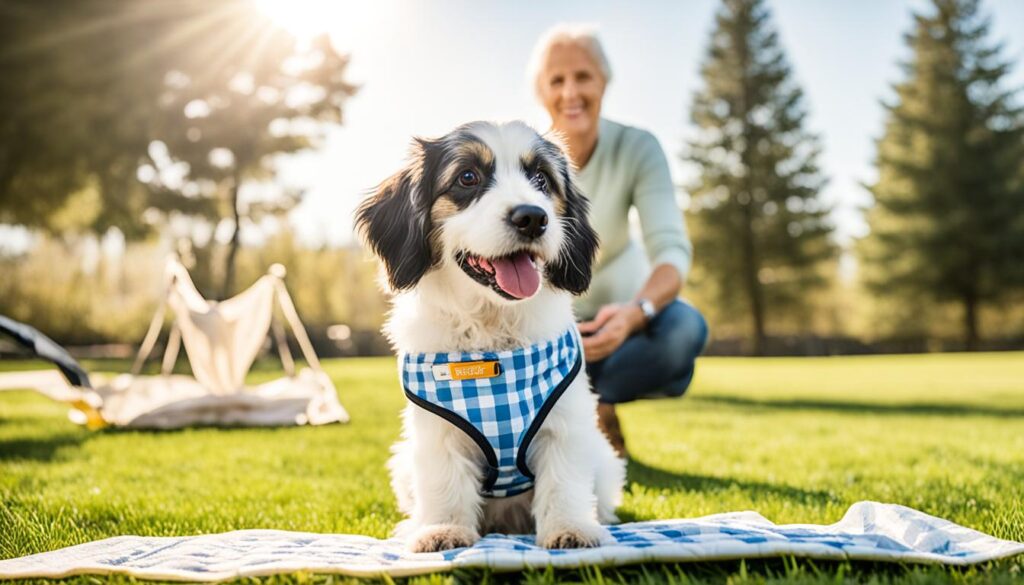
<box><xmin>356</xmin><ymin>121</ymin><xmax>598</xmax><ymax>303</ymax></box>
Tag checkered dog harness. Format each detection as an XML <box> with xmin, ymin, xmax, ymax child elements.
<box><xmin>400</xmin><ymin>327</ymin><xmax>582</xmax><ymax>498</ymax></box>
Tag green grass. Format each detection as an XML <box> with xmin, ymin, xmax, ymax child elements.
<box><xmin>1</xmin><ymin>353</ymin><xmax>1023</xmax><ymax>584</ymax></box>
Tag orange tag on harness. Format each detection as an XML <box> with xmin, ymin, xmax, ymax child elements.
<box><xmin>432</xmin><ymin>361</ymin><xmax>502</xmax><ymax>381</ymax></box>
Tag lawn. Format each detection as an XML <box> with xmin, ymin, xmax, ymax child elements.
<box><xmin>1</xmin><ymin>353</ymin><xmax>1023</xmax><ymax>584</ymax></box>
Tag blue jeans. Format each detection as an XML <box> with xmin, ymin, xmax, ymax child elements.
<box><xmin>585</xmin><ymin>300</ymin><xmax>709</xmax><ymax>404</ymax></box>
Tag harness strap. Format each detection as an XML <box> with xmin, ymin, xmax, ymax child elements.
<box><xmin>403</xmin><ymin>390</ymin><xmax>502</xmax><ymax>493</ymax></box>
<box><xmin>514</xmin><ymin>349</ymin><xmax>582</xmax><ymax>481</ymax></box>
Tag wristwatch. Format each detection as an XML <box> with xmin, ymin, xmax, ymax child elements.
<box><xmin>636</xmin><ymin>298</ymin><xmax>657</xmax><ymax>325</ymax></box>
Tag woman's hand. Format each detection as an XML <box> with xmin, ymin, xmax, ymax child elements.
<box><xmin>578</xmin><ymin>303</ymin><xmax>644</xmax><ymax>362</ymax></box>
<box><xmin>577</xmin><ymin>265</ymin><xmax>681</xmax><ymax>362</ymax></box>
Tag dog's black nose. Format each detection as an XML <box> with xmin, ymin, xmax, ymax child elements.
<box><xmin>507</xmin><ymin>205</ymin><xmax>548</xmax><ymax>239</ymax></box>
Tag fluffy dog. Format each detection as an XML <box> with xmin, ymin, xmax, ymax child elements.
<box><xmin>356</xmin><ymin>121</ymin><xmax>624</xmax><ymax>553</ymax></box>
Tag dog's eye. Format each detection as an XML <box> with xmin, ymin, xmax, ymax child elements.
<box><xmin>531</xmin><ymin>171</ymin><xmax>550</xmax><ymax>192</ymax></box>
<box><xmin>457</xmin><ymin>170</ymin><xmax>480</xmax><ymax>187</ymax></box>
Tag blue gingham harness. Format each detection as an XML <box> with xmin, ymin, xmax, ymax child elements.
<box><xmin>400</xmin><ymin>327</ymin><xmax>582</xmax><ymax>498</ymax></box>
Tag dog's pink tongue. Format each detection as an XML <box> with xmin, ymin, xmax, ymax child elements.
<box><xmin>491</xmin><ymin>253</ymin><xmax>540</xmax><ymax>299</ymax></box>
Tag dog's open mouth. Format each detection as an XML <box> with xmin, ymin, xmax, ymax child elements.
<box><xmin>456</xmin><ymin>250</ymin><xmax>541</xmax><ymax>300</ymax></box>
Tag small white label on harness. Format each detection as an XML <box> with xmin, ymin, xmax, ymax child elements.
<box><xmin>432</xmin><ymin>361</ymin><xmax>501</xmax><ymax>381</ymax></box>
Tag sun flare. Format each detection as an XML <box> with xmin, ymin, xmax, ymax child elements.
<box><xmin>252</xmin><ymin>0</ymin><xmax>345</xmax><ymax>43</ymax></box>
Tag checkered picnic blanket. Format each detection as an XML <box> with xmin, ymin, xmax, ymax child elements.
<box><xmin>1</xmin><ymin>502</ymin><xmax>1020</xmax><ymax>581</ymax></box>
<box><xmin>400</xmin><ymin>326</ymin><xmax>582</xmax><ymax>497</ymax></box>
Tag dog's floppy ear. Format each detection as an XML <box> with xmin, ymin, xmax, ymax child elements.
<box><xmin>356</xmin><ymin>141</ymin><xmax>439</xmax><ymax>290</ymax></box>
<box><xmin>547</xmin><ymin>165</ymin><xmax>599</xmax><ymax>295</ymax></box>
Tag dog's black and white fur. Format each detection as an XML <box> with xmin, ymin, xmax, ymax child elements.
<box><xmin>356</xmin><ymin>121</ymin><xmax>624</xmax><ymax>552</ymax></box>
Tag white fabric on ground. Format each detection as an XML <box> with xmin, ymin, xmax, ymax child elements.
<box><xmin>0</xmin><ymin>259</ymin><xmax>350</xmax><ymax>429</ymax></box>
<box><xmin>0</xmin><ymin>502</ymin><xmax>1020</xmax><ymax>581</ymax></box>
<box><xmin>85</xmin><ymin>369</ymin><xmax>341</xmax><ymax>428</ymax></box>
<box><xmin>0</xmin><ymin>369</ymin><xmax>347</xmax><ymax>428</ymax></box>
<box><xmin>0</xmin><ymin>371</ymin><xmax>68</xmax><ymax>397</ymax></box>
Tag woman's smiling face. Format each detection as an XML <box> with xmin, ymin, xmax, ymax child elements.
<box><xmin>538</xmin><ymin>41</ymin><xmax>606</xmax><ymax>139</ymax></box>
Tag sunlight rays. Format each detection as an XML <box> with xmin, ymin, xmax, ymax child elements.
<box><xmin>252</xmin><ymin>0</ymin><xmax>349</xmax><ymax>44</ymax></box>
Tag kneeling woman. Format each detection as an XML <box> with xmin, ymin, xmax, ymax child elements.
<box><xmin>528</xmin><ymin>25</ymin><xmax>709</xmax><ymax>457</ymax></box>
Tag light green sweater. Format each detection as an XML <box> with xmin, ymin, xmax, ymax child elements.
<box><xmin>573</xmin><ymin>118</ymin><xmax>692</xmax><ymax>320</ymax></box>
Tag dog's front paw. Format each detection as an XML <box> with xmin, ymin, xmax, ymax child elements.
<box><xmin>538</xmin><ymin>523</ymin><xmax>610</xmax><ymax>549</ymax></box>
<box><xmin>409</xmin><ymin>523</ymin><xmax>479</xmax><ymax>553</ymax></box>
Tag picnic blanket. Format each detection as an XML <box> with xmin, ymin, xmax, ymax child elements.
<box><xmin>1</xmin><ymin>502</ymin><xmax>1020</xmax><ymax>581</ymax></box>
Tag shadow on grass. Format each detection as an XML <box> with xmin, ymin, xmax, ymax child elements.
<box><xmin>462</xmin><ymin>556</ymin><xmax>1017</xmax><ymax>585</ymax></box>
<box><xmin>691</xmin><ymin>394</ymin><xmax>1024</xmax><ymax>418</ymax></box>
<box><xmin>620</xmin><ymin>459</ymin><xmax>833</xmax><ymax>523</ymax></box>
<box><xmin>0</xmin><ymin>433</ymin><xmax>87</xmax><ymax>462</ymax></box>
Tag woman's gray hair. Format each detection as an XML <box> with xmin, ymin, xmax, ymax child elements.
<box><xmin>527</xmin><ymin>23</ymin><xmax>612</xmax><ymax>99</ymax></box>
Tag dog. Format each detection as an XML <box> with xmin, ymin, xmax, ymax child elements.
<box><xmin>356</xmin><ymin>121</ymin><xmax>625</xmax><ymax>553</ymax></box>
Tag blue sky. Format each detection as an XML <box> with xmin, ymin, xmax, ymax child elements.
<box><xmin>9</xmin><ymin>0</ymin><xmax>1016</xmax><ymax>254</ymax></box>
<box><xmin>269</xmin><ymin>0</ymin><xmax>1024</xmax><ymax>251</ymax></box>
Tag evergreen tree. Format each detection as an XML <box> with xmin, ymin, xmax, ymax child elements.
<box><xmin>686</xmin><ymin>0</ymin><xmax>835</xmax><ymax>355</ymax></box>
<box><xmin>862</xmin><ymin>0</ymin><xmax>1024</xmax><ymax>350</ymax></box>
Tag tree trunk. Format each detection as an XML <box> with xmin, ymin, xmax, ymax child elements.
<box><xmin>735</xmin><ymin>24</ymin><xmax>765</xmax><ymax>357</ymax></box>
<box><xmin>220</xmin><ymin>179</ymin><xmax>241</xmax><ymax>300</ymax></box>
<box><xmin>963</xmin><ymin>293</ymin><xmax>979</xmax><ymax>351</ymax></box>
<box><xmin>740</xmin><ymin>200</ymin><xmax>766</xmax><ymax>356</ymax></box>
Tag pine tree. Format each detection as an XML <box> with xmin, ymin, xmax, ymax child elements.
<box><xmin>862</xmin><ymin>0</ymin><xmax>1024</xmax><ymax>350</ymax></box>
<box><xmin>686</xmin><ymin>0</ymin><xmax>835</xmax><ymax>355</ymax></box>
